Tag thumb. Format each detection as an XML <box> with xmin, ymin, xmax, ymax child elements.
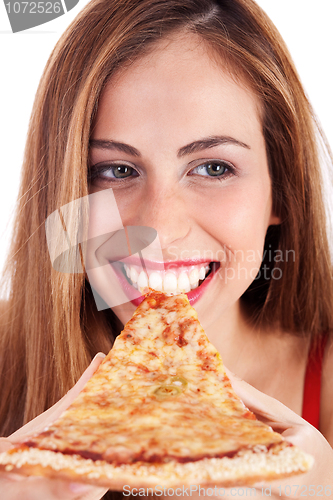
<box><xmin>0</xmin><ymin>438</ymin><xmax>14</xmax><ymax>453</ymax></box>
<box><xmin>224</xmin><ymin>367</ymin><xmax>327</xmax><ymax>459</ymax></box>
<box><xmin>63</xmin><ymin>353</ymin><xmax>107</xmax><ymax>403</ymax></box>
<box><xmin>224</xmin><ymin>366</ymin><xmax>303</xmax><ymax>430</ymax></box>
<box><xmin>10</xmin><ymin>353</ymin><xmax>106</xmax><ymax>443</ymax></box>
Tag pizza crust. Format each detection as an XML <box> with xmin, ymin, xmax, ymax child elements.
<box><xmin>0</xmin><ymin>441</ymin><xmax>313</xmax><ymax>489</ymax></box>
<box><xmin>0</xmin><ymin>292</ymin><xmax>314</xmax><ymax>488</ymax></box>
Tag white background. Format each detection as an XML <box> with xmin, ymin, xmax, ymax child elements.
<box><xmin>0</xmin><ymin>1</ymin><xmax>332</xmax><ymax>274</ymax></box>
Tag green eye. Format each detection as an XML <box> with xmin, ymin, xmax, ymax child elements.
<box><xmin>203</xmin><ymin>162</ymin><xmax>226</xmax><ymax>176</ymax></box>
<box><xmin>88</xmin><ymin>163</ymin><xmax>138</xmax><ymax>183</ymax></box>
<box><xmin>112</xmin><ymin>165</ymin><xmax>134</xmax><ymax>178</ymax></box>
<box><xmin>191</xmin><ymin>161</ymin><xmax>231</xmax><ymax>178</ymax></box>
<box><xmin>154</xmin><ymin>385</ymin><xmax>182</xmax><ymax>398</ymax></box>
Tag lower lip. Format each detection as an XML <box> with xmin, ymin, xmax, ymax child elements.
<box><xmin>111</xmin><ymin>262</ymin><xmax>220</xmax><ymax>307</ymax></box>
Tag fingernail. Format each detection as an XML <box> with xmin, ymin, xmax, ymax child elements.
<box><xmin>69</xmin><ymin>482</ymin><xmax>92</xmax><ymax>493</ymax></box>
<box><xmin>92</xmin><ymin>352</ymin><xmax>106</xmax><ymax>362</ymax></box>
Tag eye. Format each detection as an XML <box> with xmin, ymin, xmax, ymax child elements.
<box><xmin>190</xmin><ymin>160</ymin><xmax>232</xmax><ymax>178</ymax></box>
<box><xmin>88</xmin><ymin>162</ymin><xmax>138</xmax><ymax>182</ymax></box>
<box><xmin>109</xmin><ymin>165</ymin><xmax>135</xmax><ymax>179</ymax></box>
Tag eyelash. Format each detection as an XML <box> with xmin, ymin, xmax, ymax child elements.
<box><xmin>189</xmin><ymin>161</ymin><xmax>235</xmax><ymax>179</ymax></box>
<box><xmin>88</xmin><ymin>162</ymin><xmax>139</xmax><ymax>183</ymax></box>
<box><xmin>88</xmin><ymin>160</ymin><xmax>236</xmax><ymax>184</ymax></box>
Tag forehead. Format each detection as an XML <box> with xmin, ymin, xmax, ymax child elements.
<box><xmin>93</xmin><ymin>33</ymin><xmax>263</xmax><ymax>150</ymax></box>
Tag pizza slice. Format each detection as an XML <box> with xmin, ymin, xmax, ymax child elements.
<box><xmin>0</xmin><ymin>291</ymin><xmax>313</xmax><ymax>488</ymax></box>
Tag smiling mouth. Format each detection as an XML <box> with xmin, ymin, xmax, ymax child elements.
<box><xmin>122</xmin><ymin>262</ymin><xmax>217</xmax><ymax>295</ymax></box>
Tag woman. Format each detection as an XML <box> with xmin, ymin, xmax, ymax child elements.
<box><xmin>0</xmin><ymin>0</ymin><xmax>332</xmax><ymax>498</ymax></box>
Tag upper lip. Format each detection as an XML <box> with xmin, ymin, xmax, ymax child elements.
<box><xmin>112</xmin><ymin>256</ymin><xmax>215</xmax><ymax>271</ymax></box>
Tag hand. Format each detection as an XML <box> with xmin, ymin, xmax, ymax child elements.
<box><xmin>0</xmin><ymin>353</ymin><xmax>109</xmax><ymax>500</ymax></box>
<box><xmin>224</xmin><ymin>368</ymin><xmax>333</xmax><ymax>499</ymax></box>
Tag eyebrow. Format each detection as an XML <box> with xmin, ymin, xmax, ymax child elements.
<box><xmin>89</xmin><ymin>135</ymin><xmax>250</xmax><ymax>158</ymax></box>
<box><xmin>177</xmin><ymin>136</ymin><xmax>250</xmax><ymax>157</ymax></box>
<box><xmin>89</xmin><ymin>139</ymin><xmax>141</xmax><ymax>157</ymax></box>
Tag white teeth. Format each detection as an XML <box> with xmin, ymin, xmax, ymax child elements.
<box><xmin>148</xmin><ymin>272</ymin><xmax>163</xmax><ymax>291</ymax></box>
<box><xmin>189</xmin><ymin>268</ymin><xmax>199</xmax><ymax>289</ymax></box>
<box><xmin>123</xmin><ymin>263</ymin><xmax>212</xmax><ymax>294</ymax></box>
<box><xmin>137</xmin><ymin>270</ymin><xmax>148</xmax><ymax>289</ymax></box>
<box><xmin>163</xmin><ymin>272</ymin><xmax>178</xmax><ymax>293</ymax></box>
<box><xmin>178</xmin><ymin>272</ymin><xmax>191</xmax><ymax>293</ymax></box>
<box><xmin>199</xmin><ymin>266</ymin><xmax>206</xmax><ymax>280</ymax></box>
<box><xmin>130</xmin><ymin>266</ymin><xmax>138</xmax><ymax>284</ymax></box>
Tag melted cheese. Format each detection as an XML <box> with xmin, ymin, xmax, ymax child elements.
<box><xmin>25</xmin><ymin>292</ymin><xmax>283</xmax><ymax>464</ymax></box>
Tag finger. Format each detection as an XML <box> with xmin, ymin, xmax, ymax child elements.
<box><xmin>9</xmin><ymin>353</ymin><xmax>106</xmax><ymax>442</ymax></box>
<box><xmin>69</xmin><ymin>482</ymin><xmax>108</xmax><ymax>500</ymax></box>
<box><xmin>0</xmin><ymin>473</ymin><xmax>107</xmax><ymax>500</ymax></box>
<box><xmin>0</xmin><ymin>438</ymin><xmax>14</xmax><ymax>453</ymax></box>
<box><xmin>224</xmin><ymin>367</ymin><xmax>304</xmax><ymax>429</ymax></box>
<box><xmin>224</xmin><ymin>368</ymin><xmax>332</xmax><ymax>470</ymax></box>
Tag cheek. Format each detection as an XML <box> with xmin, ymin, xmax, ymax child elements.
<box><xmin>85</xmin><ymin>189</ymin><xmax>125</xmax><ymax>274</ymax></box>
<box><xmin>198</xmin><ymin>183</ymin><xmax>273</xmax><ymax>304</ymax></box>
<box><xmin>194</xmin><ymin>182</ymin><xmax>272</xmax><ymax>261</ymax></box>
<box><xmin>87</xmin><ymin>189</ymin><xmax>123</xmax><ymax>239</ymax></box>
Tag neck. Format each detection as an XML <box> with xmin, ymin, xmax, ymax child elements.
<box><xmin>204</xmin><ymin>299</ymin><xmax>252</xmax><ymax>358</ymax></box>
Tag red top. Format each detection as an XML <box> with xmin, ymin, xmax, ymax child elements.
<box><xmin>301</xmin><ymin>335</ymin><xmax>328</xmax><ymax>429</ymax></box>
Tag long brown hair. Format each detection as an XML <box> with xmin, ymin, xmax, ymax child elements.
<box><xmin>1</xmin><ymin>0</ymin><xmax>332</xmax><ymax>436</ymax></box>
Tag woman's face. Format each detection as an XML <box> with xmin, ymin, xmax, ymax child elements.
<box><xmin>88</xmin><ymin>33</ymin><xmax>279</xmax><ymax>332</ymax></box>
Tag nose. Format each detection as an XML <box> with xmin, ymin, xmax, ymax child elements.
<box><xmin>130</xmin><ymin>183</ymin><xmax>191</xmax><ymax>251</ymax></box>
